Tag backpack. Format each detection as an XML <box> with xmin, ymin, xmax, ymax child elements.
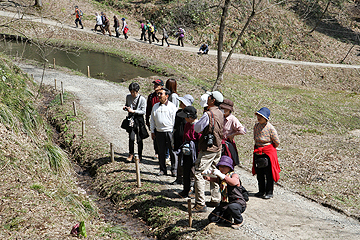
<box><xmin>80</xmin><ymin>10</ymin><xmax>83</xmax><ymax>16</ymax></box>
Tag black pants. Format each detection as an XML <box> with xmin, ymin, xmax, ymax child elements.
<box><xmin>161</xmin><ymin>37</ymin><xmax>169</xmax><ymax>46</ymax></box>
<box><xmin>152</xmin><ymin>32</ymin><xmax>159</xmax><ymax>42</ymax></box>
<box><xmin>115</xmin><ymin>28</ymin><xmax>120</xmax><ymax>38</ymax></box>
<box><xmin>129</xmin><ymin>128</ymin><xmax>143</xmax><ymax>158</ymax></box>
<box><xmin>254</xmin><ymin>154</ymin><xmax>274</xmax><ymax>195</ymax></box>
<box><xmin>155</xmin><ymin>131</ymin><xmax>176</xmax><ymax>174</ymax></box>
<box><xmin>148</xmin><ymin>32</ymin><xmax>152</xmax><ymax>44</ymax></box>
<box><xmin>140</xmin><ymin>30</ymin><xmax>147</xmax><ymax>41</ymax></box>
<box><xmin>75</xmin><ymin>18</ymin><xmax>83</xmax><ymax>28</ymax></box>
<box><xmin>208</xmin><ymin>202</ymin><xmax>245</xmax><ymax>224</ymax></box>
<box><xmin>178</xmin><ymin>37</ymin><xmax>184</xmax><ymax>47</ymax></box>
<box><xmin>94</xmin><ymin>24</ymin><xmax>103</xmax><ymax>32</ymax></box>
<box><xmin>182</xmin><ymin>154</ymin><xmax>195</xmax><ymax>193</ymax></box>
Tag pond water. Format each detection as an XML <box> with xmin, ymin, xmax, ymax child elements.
<box><xmin>1</xmin><ymin>39</ymin><xmax>154</xmax><ymax>82</ymax></box>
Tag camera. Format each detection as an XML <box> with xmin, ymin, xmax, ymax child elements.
<box><xmin>124</xmin><ymin>107</ymin><xmax>128</xmax><ymax>111</ymax></box>
<box><xmin>204</xmin><ymin>133</ymin><xmax>214</xmax><ymax>147</ymax></box>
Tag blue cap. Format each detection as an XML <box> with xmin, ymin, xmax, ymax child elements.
<box><xmin>121</xmin><ymin>17</ymin><xmax>125</xmax><ymax>21</ymax></box>
<box><xmin>256</xmin><ymin>107</ymin><xmax>270</xmax><ymax>121</ymax></box>
<box><xmin>216</xmin><ymin>155</ymin><xmax>234</xmax><ymax>170</ymax></box>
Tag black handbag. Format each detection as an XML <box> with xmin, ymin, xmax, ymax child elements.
<box><xmin>255</xmin><ymin>157</ymin><xmax>269</xmax><ymax>168</ymax></box>
<box><xmin>121</xmin><ymin>95</ymin><xmax>140</xmax><ymax>131</ymax></box>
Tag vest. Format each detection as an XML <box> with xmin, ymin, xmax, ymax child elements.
<box><xmin>198</xmin><ymin>106</ymin><xmax>223</xmax><ymax>152</ymax></box>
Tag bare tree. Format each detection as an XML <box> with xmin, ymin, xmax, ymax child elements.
<box><xmin>212</xmin><ymin>0</ymin><xmax>286</xmax><ymax>91</ymax></box>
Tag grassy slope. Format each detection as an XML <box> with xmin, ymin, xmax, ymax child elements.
<box><xmin>0</xmin><ymin>56</ymin><xmax>131</xmax><ymax>239</ymax></box>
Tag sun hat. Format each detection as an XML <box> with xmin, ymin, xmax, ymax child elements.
<box><xmin>178</xmin><ymin>94</ymin><xmax>194</xmax><ymax>107</ymax></box>
<box><xmin>256</xmin><ymin>107</ymin><xmax>270</xmax><ymax>121</ymax></box>
<box><xmin>216</xmin><ymin>155</ymin><xmax>234</xmax><ymax>171</ymax></box>
<box><xmin>220</xmin><ymin>99</ymin><xmax>234</xmax><ymax>112</ymax></box>
<box><xmin>200</xmin><ymin>93</ymin><xmax>209</xmax><ymax>107</ymax></box>
<box><xmin>206</xmin><ymin>91</ymin><xmax>223</xmax><ymax>103</ymax></box>
<box><xmin>152</xmin><ymin>79</ymin><xmax>164</xmax><ymax>86</ymax></box>
<box><xmin>177</xmin><ymin>106</ymin><xmax>197</xmax><ymax>119</ymax></box>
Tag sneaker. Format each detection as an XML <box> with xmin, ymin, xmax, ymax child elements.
<box><xmin>231</xmin><ymin>222</ymin><xmax>243</xmax><ymax>229</ymax></box>
<box><xmin>157</xmin><ymin>171</ymin><xmax>166</xmax><ymax>176</ymax></box>
<box><xmin>206</xmin><ymin>201</ymin><xmax>220</xmax><ymax>208</ymax></box>
<box><xmin>254</xmin><ymin>192</ymin><xmax>265</xmax><ymax>198</ymax></box>
<box><xmin>192</xmin><ymin>204</ymin><xmax>207</xmax><ymax>213</ymax></box>
<box><xmin>264</xmin><ymin>194</ymin><xmax>273</xmax><ymax>199</ymax></box>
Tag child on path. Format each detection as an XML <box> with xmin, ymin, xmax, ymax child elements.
<box><xmin>252</xmin><ymin>107</ymin><xmax>280</xmax><ymax>199</ymax></box>
<box><xmin>203</xmin><ymin>155</ymin><xmax>247</xmax><ymax>229</ymax></box>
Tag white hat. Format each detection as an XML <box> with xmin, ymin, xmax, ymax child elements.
<box><xmin>200</xmin><ymin>93</ymin><xmax>209</xmax><ymax>108</ymax></box>
<box><xmin>206</xmin><ymin>91</ymin><xmax>224</xmax><ymax>103</ymax></box>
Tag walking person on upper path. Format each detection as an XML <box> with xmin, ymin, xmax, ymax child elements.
<box><xmin>94</xmin><ymin>13</ymin><xmax>103</xmax><ymax>33</ymax></box>
<box><xmin>150</xmin><ymin>87</ymin><xmax>178</xmax><ymax>176</ymax></box>
<box><xmin>102</xmin><ymin>13</ymin><xmax>112</xmax><ymax>36</ymax></box>
<box><xmin>74</xmin><ymin>6</ymin><xmax>83</xmax><ymax>29</ymax></box>
<box><xmin>140</xmin><ymin>20</ymin><xmax>147</xmax><ymax>41</ymax></box>
<box><xmin>252</xmin><ymin>107</ymin><xmax>280</xmax><ymax>200</ymax></box>
<box><xmin>151</xmin><ymin>22</ymin><xmax>159</xmax><ymax>43</ymax></box>
<box><xmin>161</xmin><ymin>25</ymin><xmax>170</xmax><ymax>47</ymax></box>
<box><xmin>147</xmin><ymin>22</ymin><xmax>154</xmax><ymax>44</ymax></box>
<box><xmin>113</xmin><ymin>16</ymin><xmax>120</xmax><ymax>38</ymax></box>
<box><xmin>121</xmin><ymin>18</ymin><xmax>129</xmax><ymax>39</ymax></box>
<box><xmin>193</xmin><ymin>91</ymin><xmax>224</xmax><ymax>212</ymax></box>
<box><xmin>177</xmin><ymin>27</ymin><xmax>185</xmax><ymax>47</ymax></box>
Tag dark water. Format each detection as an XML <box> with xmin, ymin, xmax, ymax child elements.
<box><xmin>1</xmin><ymin>40</ymin><xmax>154</xmax><ymax>82</ymax></box>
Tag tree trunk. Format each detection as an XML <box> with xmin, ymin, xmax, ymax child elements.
<box><xmin>212</xmin><ymin>6</ymin><xmax>256</xmax><ymax>91</ymax></box>
<box><xmin>215</xmin><ymin>0</ymin><xmax>231</xmax><ymax>92</ymax></box>
<box><xmin>308</xmin><ymin>0</ymin><xmax>331</xmax><ymax>34</ymax></box>
<box><xmin>34</xmin><ymin>0</ymin><xmax>42</xmax><ymax>8</ymax></box>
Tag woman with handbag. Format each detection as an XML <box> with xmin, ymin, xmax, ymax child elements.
<box><xmin>252</xmin><ymin>107</ymin><xmax>280</xmax><ymax>199</ymax></box>
<box><xmin>123</xmin><ymin>82</ymin><xmax>148</xmax><ymax>161</ymax></box>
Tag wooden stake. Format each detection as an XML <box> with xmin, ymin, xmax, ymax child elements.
<box><xmin>53</xmin><ymin>58</ymin><xmax>55</xmax><ymax>69</ymax></box>
<box><xmin>60</xmin><ymin>92</ymin><xmax>63</xmax><ymax>105</ymax></box>
<box><xmin>82</xmin><ymin>121</ymin><xmax>85</xmax><ymax>137</ymax></box>
<box><xmin>61</xmin><ymin>81</ymin><xmax>64</xmax><ymax>94</ymax></box>
<box><xmin>31</xmin><ymin>74</ymin><xmax>33</xmax><ymax>79</ymax></box>
<box><xmin>72</xmin><ymin>101</ymin><xmax>77</xmax><ymax>116</ymax></box>
<box><xmin>54</xmin><ymin>79</ymin><xmax>57</xmax><ymax>90</ymax></box>
<box><xmin>87</xmin><ymin>66</ymin><xmax>90</xmax><ymax>77</ymax></box>
<box><xmin>110</xmin><ymin>143</ymin><xmax>114</xmax><ymax>163</ymax></box>
<box><xmin>187</xmin><ymin>199</ymin><xmax>192</xmax><ymax>227</ymax></box>
<box><xmin>135</xmin><ymin>154</ymin><xmax>141</xmax><ymax>188</ymax></box>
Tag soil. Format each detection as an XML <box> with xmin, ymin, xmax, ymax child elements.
<box><xmin>17</xmin><ymin>62</ymin><xmax>360</xmax><ymax>239</ymax></box>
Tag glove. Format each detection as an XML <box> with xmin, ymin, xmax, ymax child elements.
<box><xmin>201</xmin><ymin>169</ymin><xmax>213</xmax><ymax>176</ymax></box>
<box><xmin>213</xmin><ymin>169</ymin><xmax>226</xmax><ymax>180</ymax></box>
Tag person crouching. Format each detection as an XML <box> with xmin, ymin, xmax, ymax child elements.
<box><xmin>202</xmin><ymin>155</ymin><xmax>246</xmax><ymax>229</ymax></box>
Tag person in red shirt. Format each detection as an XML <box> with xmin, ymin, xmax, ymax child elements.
<box><xmin>74</xmin><ymin>6</ymin><xmax>83</xmax><ymax>29</ymax></box>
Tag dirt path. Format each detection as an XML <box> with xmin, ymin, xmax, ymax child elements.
<box><xmin>2</xmin><ymin>9</ymin><xmax>360</xmax><ymax>70</ymax></box>
<box><xmin>17</xmin><ymin>62</ymin><xmax>360</xmax><ymax>239</ymax></box>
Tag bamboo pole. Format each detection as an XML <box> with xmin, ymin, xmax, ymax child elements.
<box><xmin>87</xmin><ymin>66</ymin><xmax>90</xmax><ymax>77</ymax></box>
<box><xmin>187</xmin><ymin>199</ymin><xmax>192</xmax><ymax>227</ymax></box>
<box><xmin>82</xmin><ymin>121</ymin><xmax>85</xmax><ymax>137</ymax></box>
<box><xmin>72</xmin><ymin>101</ymin><xmax>77</xmax><ymax>116</ymax></box>
<box><xmin>135</xmin><ymin>154</ymin><xmax>141</xmax><ymax>188</ymax></box>
<box><xmin>110</xmin><ymin>143</ymin><xmax>114</xmax><ymax>163</ymax></box>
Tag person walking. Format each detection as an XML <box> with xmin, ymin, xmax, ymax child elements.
<box><xmin>123</xmin><ymin>83</ymin><xmax>148</xmax><ymax>161</ymax></box>
<box><xmin>252</xmin><ymin>107</ymin><xmax>280</xmax><ymax>199</ymax></box>
<box><xmin>102</xmin><ymin>13</ymin><xmax>112</xmax><ymax>36</ymax></box>
<box><xmin>74</xmin><ymin>6</ymin><xmax>84</xmax><ymax>29</ymax></box>
<box><xmin>193</xmin><ymin>91</ymin><xmax>224</xmax><ymax>212</ymax></box>
<box><xmin>113</xmin><ymin>16</ymin><xmax>120</xmax><ymax>38</ymax></box>
<box><xmin>151</xmin><ymin>22</ymin><xmax>159</xmax><ymax>43</ymax></box>
<box><xmin>121</xmin><ymin>18</ymin><xmax>129</xmax><ymax>39</ymax></box>
<box><xmin>146</xmin><ymin>22</ymin><xmax>153</xmax><ymax>44</ymax></box>
<box><xmin>161</xmin><ymin>25</ymin><xmax>170</xmax><ymax>47</ymax></box>
<box><xmin>150</xmin><ymin>88</ymin><xmax>178</xmax><ymax>176</ymax></box>
<box><xmin>220</xmin><ymin>99</ymin><xmax>246</xmax><ymax>166</ymax></box>
<box><xmin>166</xmin><ymin>79</ymin><xmax>179</xmax><ymax>108</ymax></box>
<box><xmin>177</xmin><ymin>27</ymin><xmax>185</xmax><ymax>47</ymax></box>
<box><xmin>94</xmin><ymin>13</ymin><xmax>103</xmax><ymax>32</ymax></box>
<box><xmin>140</xmin><ymin>20</ymin><xmax>147</xmax><ymax>41</ymax></box>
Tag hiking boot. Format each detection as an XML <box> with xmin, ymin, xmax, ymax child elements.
<box><xmin>126</xmin><ymin>154</ymin><xmax>133</xmax><ymax>162</ymax></box>
<box><xmin>178</xmin><ymin>191</ymin><xmax>189</xmax><ymax>198</ymax></box>
<box><xmin>254</xmin><ymin>192</ymin><xmax>265</xmax><ymax>198</ymax></box>
<box><xmin>192</xmin><ymin>204</ymin><xmax>207</xmax><ymax>213</ymax></box>
<box><xmin>206</xmin><ymin>201</ymin><xmax>220</xmax><ymax>208</ymax></box>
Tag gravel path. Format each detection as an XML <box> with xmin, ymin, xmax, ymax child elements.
<box><xmin>18</xmin><ymin>62</ymin><xmax>360</xmax><ymax>239</ymax></box>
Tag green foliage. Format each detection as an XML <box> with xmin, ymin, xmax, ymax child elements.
<box><xmin>30</xmin><ymin>184</ymin><xmax>44</xmax><ymax>193</ymax></box>
<box><xmin>79</xmin><ymin>221</ymin><xmax>87</xmax><ymax>238</ymax></box>
<box><xmin>44</xmin><ymin>142</ymin><xmax>71</xmax><ymax>174</ymax></box>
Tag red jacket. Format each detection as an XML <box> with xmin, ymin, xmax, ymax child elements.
<box><xmin>252</xmin><ymin>144</ymin><xmax>280</xmax><ymax>182</ymax></box>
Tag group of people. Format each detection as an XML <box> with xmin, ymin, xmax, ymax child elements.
<box><xmin>93</xmin><ymin>12</ymin><xmax>128</xmax><ymax>39</ymax></box>
<box><xmin>122</xmin><ymin>78</ymin><xmax>281</xmax><ymax>229</ymax></box>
